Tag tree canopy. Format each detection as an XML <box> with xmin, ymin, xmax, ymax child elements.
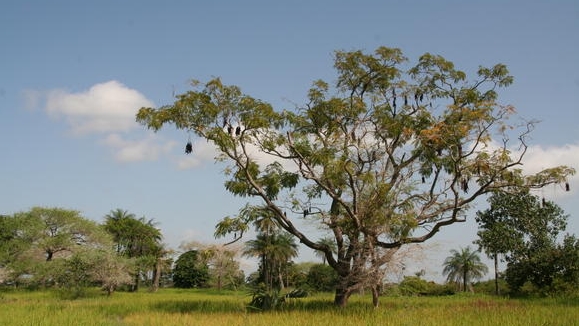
<box><xmin>173</xmin><ymin>250</ymin><xmax>210</xmax><ymax>288</ymax></box>
<box><xmin>136</xmin><ymin>46</ymin><xmax>574</xmax><ymax>306</ymax></box>
<box><xmin>477</xmin><ymin>191</ymin><xmax>577</xmax><ymax>294</ymax></box>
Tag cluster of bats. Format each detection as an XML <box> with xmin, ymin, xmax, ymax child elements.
<box><xmin>184</xmin><ymin>117</ymin><xmax>242</xmax><ymax>154</ymax></box>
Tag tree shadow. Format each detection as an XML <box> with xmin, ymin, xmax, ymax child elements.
<box><xmin>151</xmin><ymin>299</ymin><xmax>246</xmax><ymax>314</ymax></box>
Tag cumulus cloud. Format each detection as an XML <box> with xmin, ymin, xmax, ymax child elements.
<box><xmin>103</xmin><ymin>133</ymin><xmax>177</xmax><ymax>163</ymax></box>
<box><xmin>24</xmin><ymin>81</ymin><xmax>184</xmax><ymax>163</ymax></box>
<box><xmin>519</xmin><ymin>143</ymin><xmax>579</xmax><ymax>176</ymax></box>
<box><xmin>41</xmin><ymin>80</ymin><xmax>154</xmax><ymax>135</ymax></box>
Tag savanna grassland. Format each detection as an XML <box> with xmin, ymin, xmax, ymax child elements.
<box><xmin>1</xmin><ymin>288</ymin><xmax>577</xmax><ymax>326</ymax></box>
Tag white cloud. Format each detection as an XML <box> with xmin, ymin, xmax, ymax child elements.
<box><xmin>103</xmin><ymin>133</ymin><xmax>176</xmax><ymax>163</ymax></box>
<box><xmin>25</xmin><ymin>81</ymin><xmax>179</xmax><ymax>163</ymax></box>
<box><xmin>176</xmin><ymin>139</ymin><xmax>220</xmax><ymax>170</ymax></box>
<box><xmin>42</xmin><ymin>80</ymin><xmax>154</xmax><ymax>135</ymax></box>
<box><xmin>519</xmin><ymin>143</ymin><xmax>579</xmax><ymax>176</ymax></box>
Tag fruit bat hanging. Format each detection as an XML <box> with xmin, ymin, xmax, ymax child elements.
<box><xmin>185</xmin><ymin>141</ymin><xmax>193</xmax><ymax>154</ymax></box>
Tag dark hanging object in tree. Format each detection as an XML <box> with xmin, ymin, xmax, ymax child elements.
<box><xmin>437</xmin><ymin>148</ymin><xmax>443</xmax><ymax>156</ymax></box>
<box><xmin>462</xmin><ymin>178</ymin><xmax>469</xmax><ymax>193</ymax></box>
<box><xmin>421</xmin><ymin>176</ymin><xmax>425</xmax><ymax>183</ymax></box>
<box><xmin>404</xmin><ymin>95</ymin><xmax>408</xmax><ymax>106</ymax></box>
<box><xmin>420</xmin><ymin>93</ymin><xmax>424</xmax><ymax>102</ymax></box>
<box><xmin>227</xmin><ymin>125</ymin><xmax>233</xmax><ymax>135</ymax></box>
<box><xmin>235</xmin><ymin>126</ymin><xmax>241</xmax><ymax>136</ymax></box>
<box><xmin>542</xmin><ymin>197</ymin><xmax>547</xmax><ymax>207</ymax></box>
<box><xmin>303</xmin><ymin>209</ymin><xmax>308</xmax><ymax>218</ymax></box>
<box><xmin>185</xmin><ymin>141</ymin><xmax>193</xmax><ymax>154</ymax></box>
<box><xmin>565</xmin><ymin>182</ymin><xmax>570</xmax><ymax>192</ymax></box>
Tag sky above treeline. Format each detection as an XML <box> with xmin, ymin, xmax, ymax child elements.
<box><xmin>2</xmin><ymin>0</ymin><xmax>578</xmax><ymax>280</ymax></box>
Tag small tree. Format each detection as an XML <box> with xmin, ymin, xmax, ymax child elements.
<box><xmin>442</xmin><ymin>246</ymin><xmax>488</xmax><ymax>292</ymax></box>
<box><xmin>475</xmin><ymin>191</ymin><xmax>527</xmax><ymax>295</ymax></box>
<box><xmin>173</xmin><ymin>250</ymin><xmax>210</xmax><ymax>288</ymax></box>
<box><xmin>181</xmin><ymin>241</ymin><xmax>244</xmax><ymax>290</ymax></box>
<box><xmin>475</xmin><ymin>191</ymin><xmax>573</xmax><ymax>294</ymax></box>
<box><xmin>243</xmin><ymin>231</ymin><xmax>299</xmax><ymax>291</ymax></box>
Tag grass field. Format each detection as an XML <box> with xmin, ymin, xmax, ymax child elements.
<box><xmin>1</xmin><ymin>288</ymin><xmax>578</xmax><ymax>326</ymax></box>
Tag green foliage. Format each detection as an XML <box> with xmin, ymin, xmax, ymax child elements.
<box><xmin>396</xmin><ymin>276</ymin><xmax>455</xmax><ymax>296</ymax></box>
<box><xmin>243</xmin><ymin>231</ymin><xmax>299</xmax><ymax>291</ymax></box>
<box><xmin>247</xmin><ymin>285</ymin><xmax>309</xmax><ymax>311</ymax></box>
<box><xmin>104</xmin><ymin>209</ymin><xmax>165</xmax><ymax>291</ymax></box>
<box><xmin>173</xmin><ymin>250</ymin><xmax>210</xmax><ymax>288</ymax></box>
<box><xmin>506</xmin><ymin>234</ymin><xmax>579</xmax><ymax>296</ymax></box>
<box><xmin>476</xmin><ymin>192</ymin><xmax>577</xmax><ymax>295</ymax></box>
<box><xmin>442</xmin><ymin>246</ymin><xmax>488</xmax><ymax>292</ymax></box>
<box><xmin>472</xmin><ymin>279</ymin><xmax>510</xmax><ymax>296</ymax></box>
<box><xmin>305</xmin><ymin>264</ymin><xmax>338</xmax><ymax>292</ymax></box>
<box><xmin>0</xmin><ymin>207</ymin><xmax>114</xmax><ymax>288</ymax></box>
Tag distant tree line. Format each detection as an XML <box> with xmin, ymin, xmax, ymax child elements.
<box><xmin>1</xmin><ymin>191</ymin><xmax>577</xmax><ymax>302</ymax></box>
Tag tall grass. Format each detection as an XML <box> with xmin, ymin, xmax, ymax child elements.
<box><xmin>1</xmin><ymin>288</ymin><xmax>577</xmax><ymax>326</ymax></box>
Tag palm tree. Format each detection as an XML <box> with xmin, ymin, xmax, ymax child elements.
<box><xmin>104</xmin><ymin>209</ymin><xmax>136</xmax><ymax>254</ymax></box>
<box><xmin>103</xmin><ymin>210</ymin><xmax>163</xmax><ymax>291</ymax></box>
<box><xmin>243</xmin><ymin>231</ymin><xmax>299</xmax><ymax>290</ymax></box>
<box><xmin>442</xmin><ymin>246</ymin><xmax>488</xmax><ymax>292</ymax></box>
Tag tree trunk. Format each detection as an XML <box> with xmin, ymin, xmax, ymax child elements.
<box><xmin>278</xmin><ymin>268</ymin><xmax>285</xmax><ymax>290</ymax></box>
<box><xmin>151</xmin><ymin>258</ymin><xmax>161</xmax><ymax>292</ymax></box>
<box><xmin>132</xmin><ymin>272</ymin><xmax>140</xmax><ymax>292</ymax></box>
<box><xmin>494</xmin><ymin>253</ymin><xmax>500</xmax><ymax>295</ymax></box>
<box><xmin>334</xmin><ymin>286</ymin><xmax>352</xmax><ymax>307</ymax></box>
<box><xmin>371</xmin><ymin>285</ymin><xmax>380</xmax><ymax>308</ymax></box>
<box><xmin>216</xmin><ymin>274</ymin><xmax>222</xmax><ymax>291</ymax></box>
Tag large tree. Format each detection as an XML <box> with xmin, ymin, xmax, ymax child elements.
<box><xmin>1</xmin><ymin>207</ymin><xmax>113</xmax><ymax>287</ymax></box>
<box><xmin>18</xmin><ymin>207</ymin><xmax>110</xmax><ymax>262</ymax></box>
<box><xmin>136</xmin><ymin>47</ymin><xmax>574</xmax><ymax>306</ymax></box>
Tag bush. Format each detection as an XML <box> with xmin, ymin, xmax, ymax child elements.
<box><xmin>472</xmin><ymin>279</ymin><xmax>510</xmax><ymax>296</ymax></box>
<box><xmin>396</xmin><ymin>276</ymin><xmax>455</xmax><ymax>296</ymax></box>
<box><xmin>305</xmin><ymin>264</ymin><xmax>338</xmax><ymax>292</ymax></box>
<box><xmin>247</xmin><ymin>285</ymin><xmax>308</xmax><ymax>311</ymax></box>
<box><xmin>173</xmin><ymin>251</ymin><xmax>210</xmax><ymax>288</ymax></box>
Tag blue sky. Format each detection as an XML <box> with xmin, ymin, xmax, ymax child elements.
<box><xmin>2</xmin><ymin>0</ymin><xmax>578</xmax><ymax>280</ymax></box>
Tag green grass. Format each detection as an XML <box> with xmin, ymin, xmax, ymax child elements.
<box><xmin>1</xmin><ymin>288</ymin><xmax>577</xmax><ymax>326</ymax></box>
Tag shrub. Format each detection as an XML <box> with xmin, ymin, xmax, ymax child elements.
<box><xmin>306</xmin><ymin>264</ymin><xmax>338</xmax><ymax>292</ymax></box>
<box><xmin>397</xmin><ymin>276</ymin><xmax>455</xmax><ymax>296</ymax></box>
